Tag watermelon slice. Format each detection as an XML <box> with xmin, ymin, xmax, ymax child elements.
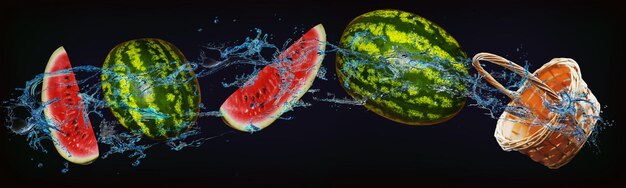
<box><xmin>220</xmin><ymin>24</ymin><xmax>326</xmax><ymax>132</ymax></box>
<box><xmin>42</xmin><ymin>47</ymin><xmax>99</xmax><ymax>164</ymax></box>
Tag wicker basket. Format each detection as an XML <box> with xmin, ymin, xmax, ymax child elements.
<box><xmin>472</xmin><ymin>53</ymin><xmax>600</xmax><ymax>169</ymax></box>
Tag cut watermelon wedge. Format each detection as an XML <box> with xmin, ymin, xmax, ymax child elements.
<box><xmin>42</xmin><ymin>47</ymin><xmax>99</xmax><ymax>164</ymax></box>
<box><xmin>220</xmin><ymin>24</ymin><xmax>326</xmax><ymax>132</ymax></box>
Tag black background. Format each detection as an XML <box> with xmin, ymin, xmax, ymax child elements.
<box><xmin>1</xmin><ymin>0</ymin><xmax>624</xmax><ymax>187</ymax></box>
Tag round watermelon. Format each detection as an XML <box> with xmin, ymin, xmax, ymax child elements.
<box><xmin>101</xmin><ymin>38</ymin><xmax>201</xmax><ymax>139</ymax></box>
<box><xmin>336</xmin><ymin>9</ymin><xmax>468</xmax><ymax>125</ymax></box>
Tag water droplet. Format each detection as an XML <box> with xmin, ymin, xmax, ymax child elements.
<box><xmin>61</xmin><ymin>162</ymin><xmax>69</xmax><ymax>173</ymax></box>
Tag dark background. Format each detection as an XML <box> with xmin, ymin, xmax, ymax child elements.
<box><xmin>1</xmin><ymin>0</ymin><xmax>624</xmax><ymax>187</ymax></box>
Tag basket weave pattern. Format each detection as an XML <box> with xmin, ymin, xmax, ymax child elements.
<box><xmin>473</xmin><ymin>53</ymin><xmax>600</xmax><ymax>169</ymax></box>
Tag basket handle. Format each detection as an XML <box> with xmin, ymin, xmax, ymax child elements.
<box><xmin>472</xmin><ymin>52</ymin><xmax>561</xmax><ymax>101</ymax></box>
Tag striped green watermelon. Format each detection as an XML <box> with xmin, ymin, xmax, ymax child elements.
<box><xmin>336</xmin><ymin>9</ymin><xmax>468</xmax><ymax>125</ymax></box>
<box><xmin>101</xmin><ymin>38</ymin><xmax>201</xmax><ymax>139</ymax></box>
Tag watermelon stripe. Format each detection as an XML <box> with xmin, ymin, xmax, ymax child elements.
<box><xmin>337</xmin><ymin>60</ymin><xmax>463</xmax><ymax>122</ymax></box>
<box><xmin>102</xmin><ymin>38</ymin><xmax>200</xmax><ymax>139</ymax></box>
<box><xmin>342</xmin><ymin>22</ymin><xmax>457</xmax><ymax>67</ymax></box>
<box><xmin>342</xmin><ymin>10</ymin><xmax>464</xmax><ymax>59</ymax></box>
<box><xmin>337</xmin><ymin>9</ymin><xmax>467</xmax><ymax>125</ymax></box>
<box><xmin>339</xmin><ymin>69</ymin><xmax>464</xmax><ymax>123</ymax></box>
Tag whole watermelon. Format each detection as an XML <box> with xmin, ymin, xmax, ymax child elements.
<box><xmin>336</xmin><ymin>9</ymin><xmax>468</xmax><ymax>125</ymax></box>
<box><xmin>101</xmin><ymin>38</ymin><xmax>201</xmax><ymax>139</ymax></box>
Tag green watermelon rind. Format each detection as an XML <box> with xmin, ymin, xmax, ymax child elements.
<box><xmin>101</xmin><ymin>38</ymin><xmax>201</xmax><ymax>140</ymax></box>
<box><xmin>336</xmin><ymin>9</ymin><xmax>468</xmax><ymax>125</ymax></box>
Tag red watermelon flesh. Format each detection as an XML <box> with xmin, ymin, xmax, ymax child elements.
<box><xmin>220</xmin><ymin>24</ymin><xmax>326</xmax><ymax>132</ymax></box>
<box><xmin>42</xmin><ymin>47</ymin><xmax>99</xmax><ymax>164</ymax></box>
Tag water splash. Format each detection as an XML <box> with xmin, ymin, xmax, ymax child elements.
<box><xmin>201</xmin><ymin>28</ymin><xmax>610</xmax><ymax>149</ymax></box>
<box><xmin>312</xmin><ymin>92</ymin><xmax>366</xmax><ymax>106</ymax></box>
<box><xmin>316</xmin><ymin>66</ymin><xmax>328</xmax><ymax>80</ymax></box>
<box><xmin>97</xmin><ymin>119</ymin><xmax>154</xmax><ymax>166</ymax></box>
<box><xmin>328</xmin><ymin>30</ymin><xmax>609</xmax><ymax>151</ymax></box>
<box><xmin>0</xmin><ymin>26</ymin><xmax>323</xmax><ymax>171</ymax></box>
<box><xmin>165</xmin><ymin>128</ymin><xmax>235</xmax><ymax>151</ymax></box>
<box><xmin>464</xmin><ymin>53</ymin><xmax>610</xmax><ymax>149</ymax></box>
<box><xmin>204</xmin><ymin>27</ymin><xmax>328</xmax><ymax>128</ymax></box>
<box><xmin>1</xmin><ymin>23</ymin><xmax>611</xmax><ymax>173</ymax></box>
